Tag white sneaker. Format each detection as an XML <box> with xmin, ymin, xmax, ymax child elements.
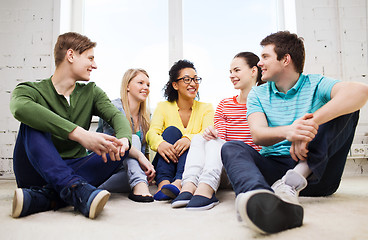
<box><xmin>271</xmin><ymin>170</ymin><xmax>307</xmax><ymax>205</ymax></box>
<box><xmin>235</xmin><ymin>189</ymin><xmax>303</xmax><ymax>234</ymax></box>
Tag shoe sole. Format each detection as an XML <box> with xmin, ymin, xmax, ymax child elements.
<box><xmin>161</xmin><ymin>188</ymin><xmax>178</xmax><ymax>199</ymax></box>
<box><xmin>12</xmin><ymin>189</ymin><xmax>24</xmax><ymax>218</ymax></box>
<box><xmin>171</xmin><ymin>200</ymin><xmax>190</xmax><ymax>208</ymax></box>
<box><xmin>237</xmin><ymin>190</ymin><xmax>303</xmax><ymax>234</ymax></box>
<box><xmin>89</xmin><ymin>190</ymin><xmax>110</xmax><ymax>219</ymax></box>
<box><xmin>186</xmin><ymin>201</ymin><xmax>219</xmax><ymax>211</ymax></box>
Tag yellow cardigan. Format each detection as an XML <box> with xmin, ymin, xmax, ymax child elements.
<box><xmin>146</xmin><ymin>100</ymin><xmax>214</xmax><ymax>152</ymax></box>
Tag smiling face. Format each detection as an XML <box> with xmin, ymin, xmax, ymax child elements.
<box><xmin>127</xmin><ymin>72</ymin><xmax>150</xmax><ymax>103</ymax></box>
<box><xmin>230</xmin><ymin>57</ymin><xmax>256</xmax><ymax>90</ymax></box>
<box><xmin>172</xmin><ymin>68</ymin><xmax>199</xmax><ymax>100</ymax></box>
<box><xmin>71</xmin><ymin>48</ymin><xmax>97</xmax><ymax>81</ymax></box>
<box><xmin>257</xmin><ymin>44</ymin><xmax>285</xmax><ymax>82</ymax></box>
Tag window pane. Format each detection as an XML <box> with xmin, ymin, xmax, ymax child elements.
<box><xmin>84</xmin><ymin>0</ymin><xmax>168</xmax><ymax>108</ymax></box>
<box><xmin>182</xmin><ymin>0</ymin><xmax>277</xmax><ymax>106</ymax></box>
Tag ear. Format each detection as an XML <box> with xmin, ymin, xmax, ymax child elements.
<box><xmin>66</xmin><ymin>49</ymin><xmax>74</xmax><ymax>63</ymax></box>
<box><xmin>283</xmin><ymin>54</ymin><xmax>292</xmax><ymax>66</ymax></box>
<box><xmin>172</xmin><ymin>81</ymin><xmax>179</xmax><ymax>90</ymax></box>
<box><xmin>251</xmin><ymin>66</ymin><xmax>257</xmax><ymax>77</ymax></box>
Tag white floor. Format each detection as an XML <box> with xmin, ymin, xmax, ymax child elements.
<box><xmin>0</xmin><ymin>174</ymin><xmax>367</xmax><ymax>240</ymax></box>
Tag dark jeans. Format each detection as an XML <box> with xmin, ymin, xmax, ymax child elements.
<box><xmin>13</xmin><ymin>123</ymin><xmax>127</xmax><ymax>194</ymax></box>
<box><xmin>221</xmin><ymin>111</ymin><xmax>359</xmax><ymax>197</ymax></box>
<box><xmin>153</xmin><ymin>126</ymin><xmax>188</xmax><ymax>184</ymax></box>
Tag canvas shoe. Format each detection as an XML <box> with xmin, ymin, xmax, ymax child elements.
<box><xmin>186</xmin><ymin>193</ymin><xmax>219</xmax><ymax>211</ymax></box>
<box><xmin>153</xmin><ymin>190</ymin><xmax>171</xmax><ymax>201</ymax></box>
<box><xmin>235</xmin><ymin>189</ymin><xmax>304</xmax><ymax>234</ymax></box>
<box><xmin>161</xmin><ymin>184</ymin><xmax>180</xmax><ymax>199</ymax></box>
<box><xmin>271</xmin><ymin>170</ymin><xmax>307</xmax><ymax>205</ymax></box>
<box><xmin>171</xmin><ymin>192</ymin><xmax>193</xmax><ymax>208</ymax></box>
<box><xmin>12</xmin><ymin>187</ymin><xmax>59</xmax><ymax>218</ymax></box>
<box><xmin>60</xmin><ymin>181</ymin><xmax>110</xmax><ymax>219</ymax></box>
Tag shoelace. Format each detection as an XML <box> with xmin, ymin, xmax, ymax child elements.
<box><xmin>274</xmin><ymin>181</ymin><xmax>297</xmax><ymax>196</ymax></box>
<box><xmin>69</xmin><ymin>182</ymin><xmax>87</xmax><ymax>211</ymax></box>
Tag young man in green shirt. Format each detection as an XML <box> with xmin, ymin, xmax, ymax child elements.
<box><xmin>10</xmin><ymin>32</ymin><xmax>132</xmax><ymax>219</ymax></box>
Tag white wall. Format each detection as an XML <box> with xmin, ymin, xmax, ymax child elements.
<box><xmin>0</xmin><ymin>0</ymin><xmax>367</xmax><ymax>174</ymax></box>
<box><xmin>296</xmin><ymin>0</ymin><xmax>368</xmax><ymax>138</ymax></box>
<box><xmin>0</xmin><ymin>0</ymin><xmax>58</xmax><ymax>174</ymax></box>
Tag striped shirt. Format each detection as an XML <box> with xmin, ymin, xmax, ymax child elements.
<box><xmin>214</xmin><ymin>96</ymin><xmax>261</xmax><ymax>151</ymax></box>
<box><xmin>247</xmin><ymin>74</ymin><xmax>339</xmax><ymax>156</ymax></box>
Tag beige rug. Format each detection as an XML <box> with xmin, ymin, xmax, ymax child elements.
<box><xmin>0</xmin><ymin>176</ymin><xmax>367</xmax><ymax>240</ymax></box>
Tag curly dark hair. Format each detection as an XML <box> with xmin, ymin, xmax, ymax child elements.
<box><xmin>163</xmin><ymin>59</ymin><xmax>197</xmax><ymax>102</ymax></box>
<box><xmin>260</xmin><ymin>31</ymin><xmax>305</xmax><ymax>73</ymax></box>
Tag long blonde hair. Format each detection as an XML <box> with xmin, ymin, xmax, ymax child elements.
<box><xmin>120</xmin><ymin>68</ymin><xmax>150</xmax><ymax>143</ymax></box>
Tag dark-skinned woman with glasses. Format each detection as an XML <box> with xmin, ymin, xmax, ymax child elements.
<box><xmin>170</xmin><ymin>52</ymin><xmax>264</xmax><ymax>210</ymax></box>
<box><xmin>146</xmin><ymin>59</ymin><xmax>214</xmax><ymax>201</ymax></box>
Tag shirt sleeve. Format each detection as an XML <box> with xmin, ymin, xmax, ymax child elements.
<box><xmin>93</xmin><ymin>86</ymin><xmax>132</xmax><ymax>145</ymax></box>
<box><xmin>214</xmin><ymin>99</ymin><xmax>226</xmax><ymax>140</ymax></box>
<box><xmin>10</xmin><ymin>84</ymin><xmax>77</xmax><ymax>139</ymax></box>
<box><xmin>315</xmin><ymin>76</ymin><xmax>340</xmax><ymax>103</ymax></box>
<box><xmin>246</xmin><ymin>87</ymin><xmax>264</xmax><ymax>119</ymax></box>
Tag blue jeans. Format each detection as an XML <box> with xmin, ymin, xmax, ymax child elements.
<box><xmin>153</xmin><ymin>126</ymin><xmax>188</xmax><ymax>184</ymax></box>
<box><xmin>13</xmin><ymin>123</ymin><xmax>127</xmax><ymax>194</ymax></box>
<box><xmin>221</xmin><ymin>111</ymin><xmax>359</xmax><ymax>197</ymax></box>
<box><xmin>98</xmin><ymin>134</ymin><xmax>148</xmax><ymax>192</ymax></box>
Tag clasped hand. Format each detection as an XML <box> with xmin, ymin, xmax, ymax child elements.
<box><xmin>69</xmin><ymin>126</ymin><xmax>129</xmax><ymax>163</ymax></box>
<box><xmin>286</xmin><ymin>113</ymin><xmax>319</xmax><ymax>162</ymax></box>
<box><xmin>157</xmin><ymin>137</ymin><xmax>191</xmax><ymax>163</ymax></box>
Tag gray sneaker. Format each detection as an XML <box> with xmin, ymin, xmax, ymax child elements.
<box><xmin>271</xmin><ymin>170</ymin><xmax>307</xmax><ymax>205</ymax></box>
<box><xmin>235</xmin><ymin>190</ymin><xmax>304</xmax><ymax>234</ymax></box>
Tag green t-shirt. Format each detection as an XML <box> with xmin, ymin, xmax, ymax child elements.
<box><xmin>10</xmin><ymin>77</ymin><xmax>132</xmax><ymax>159</ymax></box>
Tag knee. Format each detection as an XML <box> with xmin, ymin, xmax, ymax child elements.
<box><xmin>163</xmin><ymin>126</ymin><xmax>181</xmax><ymax>136</ymax></box>
<box><xmin>191</xmin><ymin>134</ymin><xmax>205</xmax><ymax>145</ymax></box>
<box><xmin>162</xmin><ymin>126</ymin><xmax>182</xmax><ymax>143</ymax></box>
<box><xmin>221</xmin><ymin>141</ymin><xmax>242</xmax><ymax>156</ymax></box>
<box><xmin>221</xmin><ymin>141</ymin><xmax>252</xmax><ymax>163</ymax></box>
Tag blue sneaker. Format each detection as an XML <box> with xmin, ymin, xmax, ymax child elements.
<box><xmin>60</xmin><ymin>181</ymin><xmax>110</xmax><ymax>219</ymax></box>
<box><xmin>12</xmin><ymin>187</ymin><xmax>59</xmax><ymax>218</ymax></box>
<box><xmin>153</xmin><ymin>190</ymin><xmax>171</xmax><ymax>201</ymax></box>
<box><xmin>171</xmin><ymin>192</ymin><xmax>193</xmax><ymax>208</ymax></box>
<box><xmin>186</xmin><ymin>193</ymin><xmax>219</xmax><ymax>211</ymax></box>
<box><xmin>161</xmin><ymin>184</ymin><xmax>180</xmax><ymax>199</ymax></box>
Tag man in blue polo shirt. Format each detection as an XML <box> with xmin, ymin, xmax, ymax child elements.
<box><xmin>221</xmin><ymin>31</ymin><xmax>368</xmax><ymax>234</ymax></box>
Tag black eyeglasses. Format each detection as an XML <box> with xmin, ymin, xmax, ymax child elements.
<box><xmin>177</xmin><ymin>76</ymin><xmax>202</xmax><ymax>84</ymax></box>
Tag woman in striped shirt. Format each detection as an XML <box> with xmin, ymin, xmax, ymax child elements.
<box><xmin>170</xmin><ymin>52</ymin><xmax>264</xmax><ymax>210</ymax></box>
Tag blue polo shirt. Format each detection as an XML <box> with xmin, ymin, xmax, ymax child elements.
<box><xmin>247</xmin><ymin>74</ymin><xmax>340</xmax><ymax>156</ymax></box>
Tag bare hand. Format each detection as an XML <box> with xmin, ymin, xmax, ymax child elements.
<box><xmin>286</xmin><ymin>113</ymin><xmax>319</xmax><ymax>143</ymax></box>
<box><xmin>69</xmin><ymin>127</ymin><xmax>128</xmax><ymax>163</ymax></box>
<box><xmin>173</xmin><ymin>137</ymin><xmax>191</xmax><ymax>157</ymax></box>
<box><xmin>290</xmin><ymin>140</ymin><xmax>309</xmax><ymax>161</ymax></box>
<box><xmin>202</xmin><ymin>126</ymin><xmax>218</xmax><ymax>141</ymax></box>
<box><xmin>138</xmin><ymin>156</ymin><xmax>156</xmax><ymax>183</ymax></box>
<box><xmin>117</xmin><ymin>137</ymin><xmax>130</xmax><ymax>157</ymax></box>
<box><xmin>157</xmin><ymin>141</ymin><xmax>178</xmax><ymax>163</ymax></box>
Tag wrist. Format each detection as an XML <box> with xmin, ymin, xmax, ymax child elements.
<box><xmin>68</xmin><ymin>126</ymin><xmax>84</xmax><ymax>141</ymax></box>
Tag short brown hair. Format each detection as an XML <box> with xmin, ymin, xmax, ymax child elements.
<box><xmin>54</xmin><ymin>32</ymin><xmax>96</xmax><ymax>67</ymax></box>
<box><xmin>260</xmin><ymin>31</ymin><xmax>305</xmax><ymax>73</ymax></box>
